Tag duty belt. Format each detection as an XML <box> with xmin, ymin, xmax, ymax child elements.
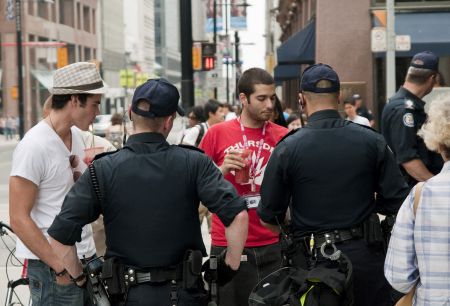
<box><xmin>303</xmin><ymin>228</ymin><xmax>363</xmax><ymax>250</ymax></box>
<box><xmin>124</xmin><ymin>264</ymin><xmax>183</xmax><ymax>286</ymax></box>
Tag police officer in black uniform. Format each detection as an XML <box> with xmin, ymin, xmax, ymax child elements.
<box><xmin>47</xmin><ymin>78</ymin><xmax>249</xmax><ymax>306</ymax></box>
<box><xmin>257</xmin><ymin>64</ymin><xmax>409</xmax><ymax>306</ymax></box>
<box><xmin>381</xmin><ymin>51</ymin><xmax>444</xmax><ymax>188</ymax></box>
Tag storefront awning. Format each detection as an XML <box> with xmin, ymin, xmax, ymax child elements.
<box><xmin>31</xmin><ymin>69</ymin><xmax>54</xmax><ymax>89</ymax></box>
<box><xmin>374</xmin><ymin>12</ymin><xmax>450</xmax><ymax>57</ymax></box>
<box><xmin>274</xmin><ymin>64</ymin><xmax>300</xmax><ymax>85</ymax></box>
<box><xmin>277</xmin><ymin>20</ymin><xmax>315</xmax><ymax>64</ymax></box>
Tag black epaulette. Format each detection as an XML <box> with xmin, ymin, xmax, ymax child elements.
<box><xmin>178</xmin><ymin>144</ymin><xmax>205</xmax><ymax>153</ymax></box>
<box><xmin>93</xmin><ymin>149</ymin><xmax>119</xmax><ymax>161</ymax></box>
<box><xmin>276</xmin><ymin>128</ymin><xmax>299</xmax><ymax>145</ymax></box>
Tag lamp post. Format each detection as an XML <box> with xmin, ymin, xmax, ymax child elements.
<box><xmin>15</xmin><ymin>0</ymin><xmax>25</xmax><ymax>139</ymax></box>
<box><xmin>214</xmin><ymin>0</ymin><xmax>250</xmax><ymax>105</ymax></box>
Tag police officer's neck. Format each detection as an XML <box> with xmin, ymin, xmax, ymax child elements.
<box><xmin>403</xmin><ymin>82</ymin><xmax>429</xmax><ymax>99</ymax></box>
<box><xmin>239</xmin><ymin>112</ymin><xmax>266</xmax><ymax>128</ymax></box>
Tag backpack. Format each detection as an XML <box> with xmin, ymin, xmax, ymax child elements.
<box><xmin>249</xmin><ymin>252</ymin><xmax>354</xmax><ymax>306</ymax></box>
<box><xmin>194</xmin><ymin>123</ymin><xmax>206</xmax><ymax>147</ymax></box>
<box><xmin>180</xmin><ymin>123</ymin><xmax>206</xmax><ymax>147</ymax></box>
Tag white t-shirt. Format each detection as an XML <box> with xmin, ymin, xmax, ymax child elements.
<box><xmin>10</xmin><ymin>121</ymin><xmax>96</xmax><ymax>259</ymax></box>
<box><xmin>347</xmin><ymin>115</ymin><xmax>370</xmax><ymax>127</ymax></box>
<box><xmin>181</xmin><ymin>122</ymin><xmax>209</xmax><ymax>146</ymax></box>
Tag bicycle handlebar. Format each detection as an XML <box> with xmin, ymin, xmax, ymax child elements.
<box><xmin>0</xmin><ymin>222</ymin><xmax>13</xmax><ymax>233</ymax></box>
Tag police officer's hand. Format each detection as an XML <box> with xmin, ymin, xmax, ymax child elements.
<box><xmin>219</xmin><ymin>151</ymin><xmax>246</xmax><ymax>175</ymax></box>
<box><xmin>203</xmin><ymin>252</ymin><xmax>238</xmax><ymax>287</ymax></box>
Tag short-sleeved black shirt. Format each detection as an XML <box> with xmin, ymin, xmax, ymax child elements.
<box><xmin>381</xmin><ymin>87</ymin><xmax>443</xmax><ymax>185</ymax></box>
<box><xmin>258</xmin><ymin>110</ymin><xmax>409</xmax><ymax>239</ymax></box>
<box><xmin>48</xmin><ymin>132</ymin><xmax>246</xmax><ymax>269</ymax></box>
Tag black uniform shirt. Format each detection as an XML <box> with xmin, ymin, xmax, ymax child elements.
<box><xmin>381</xmin><ymin>87</ymin><xmax>443</xmax><ymax>183</ymax></box>
<box><xmin>258</xmin><ymin>110</ymin><xmax>409</xmax><ymax>238</ymax></box>
<box><xmin>48</xmin><ymin>132</ymin><xmax>246</xmax><ymax>268</ymax></box>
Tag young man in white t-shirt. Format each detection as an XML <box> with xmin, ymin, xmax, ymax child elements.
<box><xmin>181</xmin><ymin>99</ymin><xmax>225</xmax><ymax>147</ymax></box>
<box><xmin>344</xmin><ymin>99</ymin><xmax>371</xmax><ymax>127</ymax></box>
<box><xmin>9</xmin><ymin>62</ymin><xmax>105</xmax><ymax>304</ymax></box>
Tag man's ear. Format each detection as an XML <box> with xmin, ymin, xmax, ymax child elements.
<box><xmin>239</xmin><ymin>93</ymin><xmax>248</xmax><ymax>106</ymax></box>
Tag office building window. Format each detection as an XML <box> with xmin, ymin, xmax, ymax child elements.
<box><xmin>59</xmin><ymin>0</ymin><xmax>74</xmax><ymax>27</ymax></box>
<box><xmin>92</xmin><ymin>9</ymin><xmax>96</xmax><ymax>34</ymax></box>
<box><xmin>38</xmin><ymin>1</ymin><xmax>49</xmax><ymax>20</ymax></box>
<box><xmin>83</xmin><ymin>6</ymin><xmax>90</xmax><ymax>32</ymax></box>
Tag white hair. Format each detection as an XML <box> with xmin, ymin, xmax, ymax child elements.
<box><xmin>418</xmin><ymin>98</ymin><xmax>450</xmax><ymax>157</ymax></box>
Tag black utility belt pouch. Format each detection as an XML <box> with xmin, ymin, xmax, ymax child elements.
<box><xmin>101</xmin><ymin>257</ymin><xmax>127</xmax><ymax>296</ymax></box>
<box><xmin>362</xmin><ymin>213</ymin><xmax>384</xmax><ymax>246</ymax></box>
<box><xmin>182</xmin><ymin>250</ymin><xmax>203</xmax><ymax>290</ymax></box>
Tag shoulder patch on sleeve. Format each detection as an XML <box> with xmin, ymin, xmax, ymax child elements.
<box><xmin>404</xmin><ymin>99</ymin><xmax>415</xmax><ymax>110</ymax></box>
<box><xmin>402</xmin><ymin>113</ymin><xmax>415</xmax><ymax>127</ymax></box>
<box><xmin>178</xmin><ymin>144</ymin><xmax>205</xmax><ymax>153</ymax></box>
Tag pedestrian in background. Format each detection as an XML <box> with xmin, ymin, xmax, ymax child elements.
<box><xmin>182</xmin><ymin>99</ymin><xmax>224</xmax><ymax>147</ymax></box>
<box><xmin>344</xmin><ymin>99</ymin><xmax>371</xmax><ymax>126</ymax></box>
<box><xmin>286</xmin><ymin>112</ymin><xmax>302</xmax><ymax>131</ymax></box>
<box><xmin>9</xmin><ymin>62</ymin><xmax>105</xmax><ymax>305</ymax></box>
<box><xmin>187</xmin><ymin>105</ymin><xmax>206</xmax><ymax>128</ymax></box>
<box><xmin>106</xmin><ymin>113</ymin><xmax>124</xmax><ymax>149</ymax></box>
<box><xmin>200</xmin><ymin>68</ymin><xmax>288</xmax><ymax>305</ymax></box>
<box><xmin>381</xmin><ymin>51</ymin><xmax>444</xmax><ymax>188</ymax></box>
<box><xmin>258</xmin><ymin>63</ymin><xmax>409</xmax><ymax>306</ymax></box>
<box><xmin>353</xmin><ymin>93</ymin><xmax>375</xmax><ymax>127</ymax></box>
<box><xmin>48</xmin><ymin>78</ymin><xmax>248</xmax><ymax>305</ymax></box>
<box><xmin>385</xmin><ymin>97</ymin><xmax>450</xmax><ymax>305</ymax></box>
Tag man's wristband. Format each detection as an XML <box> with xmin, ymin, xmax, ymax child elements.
<box><xmin>70</xmin><ymin>272</ymin><xmax>86</xmax><ymax>284</ymax></box>
<box><xmin>54</xmin><ymin>268</ymin><xmax>68</xmax><ymax>277</ymax></box>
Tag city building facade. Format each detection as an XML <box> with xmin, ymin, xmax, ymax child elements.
<box><xmin>274</xmin><ymin>0</ymin><xmax>450</xmax><ymax>127</ymax></box>
<box><xmin>1</xmin><ymin>0</ymin><xmax>99</xmax><ymax>130</ymax></box>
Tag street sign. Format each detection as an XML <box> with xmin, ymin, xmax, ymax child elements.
<box><xmin>395</xmin><ymin>35</ymin><xmax>411</xmax><ymax>51</ymax></box>
<box><xmin>371</xmin><ymin>27</ymin><xmax>387</xmax><ymax>52</ymax></box>
<box><xmin>371</xmin><ymin>28</ymin><xmax>412</xmax><ymax>52</ymax></box>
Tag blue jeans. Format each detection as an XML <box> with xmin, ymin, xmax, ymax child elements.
<box><xmin>210</xmin><ymin>242</ymin><xmax>282</xmax><ymax>306</ymax></box>
<box><xmin>27</xmin><ymin>259</ymin><xmax>91</xmax><ymax>306</ymax></box>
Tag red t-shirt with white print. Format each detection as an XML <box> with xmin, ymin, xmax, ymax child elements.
<box><xmin>200</xmin><ymin>118</ymin><xmax>288</xmax><ymax>247</ymax></box>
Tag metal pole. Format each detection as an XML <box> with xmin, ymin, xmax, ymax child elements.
<box><xmin>213</xmin><ymin>0</ymin><xmax>218</xmax><ymax>99</ymax></box>
<box><xmin>225</xmin><ymin>0</ymin><xmax>229</xmax><ymax>105</ymax></box>
<box><xmin>179</xmin><ymin>0</ymin><xmax>194</xmax><ymax>109</ymax></box>
<box><xmin>15</xmin><ymin>0</ymin><xmax>24</xmax><ymax>138</ymax></box>
<box><xmin>386</xmin><ymin>0</ymin><xmax>396</xmax><ymax>99</ymax></box>
<box><xmin>234</xmin><ymin>31</ymin><xmax>240</xmax><ymax>102</ymax></box>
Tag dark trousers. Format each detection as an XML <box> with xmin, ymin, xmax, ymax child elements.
<box><xmin>210</xmin><ymin>242</ymin><xmax>282</xmax><ymax>306</ymax></box>
<box><xmin>123</xmin><ymin>281</ymin><xmax>208</xmax><ymax>306</ymax></box>
<box><xmin>294</xmin><ymin>239</ymin><xmax>392</xmax><ymax>306</ymax></box>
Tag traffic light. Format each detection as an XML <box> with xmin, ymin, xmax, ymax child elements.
<box><xmin>201</xmin><ymin>42</ymin><xmax>215</xmax><ymax>71</ymax></box>
<box><xmin>203</xmin><ymin>56</ymin><xmax>215</xmax><ymax>70</ymax></box>
<box><xmin>192</xmin><ymin>42</ymin><xmax>202</xmax><ymax>71</ymax></box>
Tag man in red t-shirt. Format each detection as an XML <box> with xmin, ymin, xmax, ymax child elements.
<box><xmin>200</xmin><ymin>68</ymin><xmax>288</xmax><ymax>305</ymax></box>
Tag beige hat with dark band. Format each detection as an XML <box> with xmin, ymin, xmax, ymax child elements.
<box><xmin>50</xmin><ymin>62</ymin><xmax>106</xmax><ymax>95</ymax></box>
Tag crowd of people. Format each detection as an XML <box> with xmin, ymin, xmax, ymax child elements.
<box><xmin>6</xmin><ymin>50</ymin><xmax>450</xmax><ymax>306</ymax></box>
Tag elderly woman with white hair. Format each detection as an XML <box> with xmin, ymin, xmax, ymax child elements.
<box><xmin>385</xmin><ymin>98</ymin><xmax>450</xmax><ymax>305</ymax></box>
